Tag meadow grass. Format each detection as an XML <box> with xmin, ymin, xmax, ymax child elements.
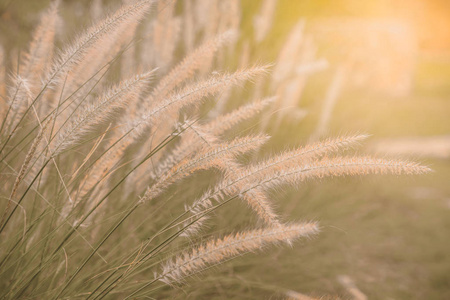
<box><xmin>0</xmin><ymin>1</ymin><xmax>434</xmax><ymax>299</ymax></box>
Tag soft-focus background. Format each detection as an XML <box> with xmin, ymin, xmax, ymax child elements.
<box><xmin>1</xmin><ymin>0</ymin><xmax>449</xmax><ymax>299</ymax></box>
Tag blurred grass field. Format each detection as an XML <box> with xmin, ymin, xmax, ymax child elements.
<box><xmin>1</xmin><ymin>0</ymin><xmax>449</xmax><ymax>299</ymax></box>
<box><xmin>258</xmin><ymin>55</ymin><xmax>450</xmax><ymax>299</ymax></box>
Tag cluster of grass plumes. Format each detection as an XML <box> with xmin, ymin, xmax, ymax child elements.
<box><xmin>0</xmin><ymin>0</ymin><xmax>430</xmax><ymax>299</ymax></box>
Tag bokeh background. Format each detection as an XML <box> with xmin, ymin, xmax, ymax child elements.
<box><xmin>1</xmin><ymin>0</ymin><xmax>449</xmax><ymax>299</ymax></box>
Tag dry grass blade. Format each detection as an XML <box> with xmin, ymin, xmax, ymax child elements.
<box><xmin>252</xmin><ymin>156</ymin><xmax>431</xmax><ymax>192</ymax></box>
<box><xmin>46</xmin><ymin>0</ymin><xmax>154</xmax><ymax>87</ymax></box>
<box><xmin>159</xmin><ymin>222</ymin><xmax>319</xmax><ymax>285</ymax></box>
<box><xmin>143</xmin><ymin>134</ymin><xmax>269</xmax><ymax>202</ymax></box>
<box><xmin>133</xmin><ymin>65</ymin><xmax>269</xmax><ymax>134</ymax></box>
<box><xmin>205</xmin><ymin>97</ymin><xmax>276</xmax><ymax>136</ymax></box>
<box><xmin>53</xmin><ymin>71</ymin><xmax>154</xmax><ymax>155</ymax></box>
<box><xmin>147</xmin><ymin>30</ymin><xmax>237</xmax><ymax>105</ymax></box>
<box><xmin>21</xmin><ymin>0</ymin><xmax>60</xmax><ymax>93</ymax></box>
<box><xmin>246</xmin><ymin>134</ymin><xmax>370</xmax><ymax>179</ymax></box>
